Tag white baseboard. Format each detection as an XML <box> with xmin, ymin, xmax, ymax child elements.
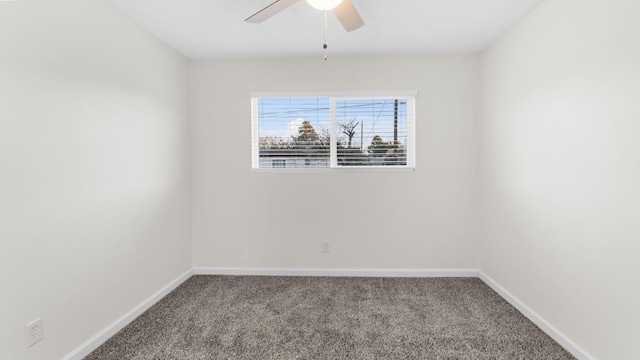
<box><xmin>193</xmin><ymin>267</ymin><xmax>478</xmax><ymax>278</ymax></box>
<box><xmin>478</xmin><ymin>271</ymin><xmax>595</xmax><ymax>360</ymax></box>
<box><xmin>61</xmin><ymin>269</ymin><xmax>193</xmax><ymax>360</ymax></box>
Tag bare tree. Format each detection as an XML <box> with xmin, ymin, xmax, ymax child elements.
<box><xmin>338</xmin><ymin>118</ymin><xmax>359</xmax><ymax>148</ymax></box>
<box><xmin>318</xmin><ymin>126</ymin><xmax>331</xmax><ymax>147</ymax></box>
<box><xmin>259</xmin><ymin>135</ymin><xmax>291</xmax><ymax>149</ymax></box>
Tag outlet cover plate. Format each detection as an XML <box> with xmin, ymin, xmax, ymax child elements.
<box><xmin>25</xmin><ymin>318</ymin><xmax>43</xmax><ymax>347</ymax></box>
<box><xmin>322</xmin><ymin>240</ymin><xmax>330</xmax><ymax>253</ymax></box>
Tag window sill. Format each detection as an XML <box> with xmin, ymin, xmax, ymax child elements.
<box><xmin>252</xmin><ymin>167</ymin><xmax>415</xmax><ymax>174</ymax></box>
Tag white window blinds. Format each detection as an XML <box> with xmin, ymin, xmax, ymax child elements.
<box><xmin>251</xmin><ymin>92</ymin><xmax>416</xmax><ymax>170</ymax></box>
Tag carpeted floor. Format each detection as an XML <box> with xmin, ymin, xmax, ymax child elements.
<box><xmin>85</xmin><ymin>276</ymin><xmax>575</xmax><ymax>359</ymax></box>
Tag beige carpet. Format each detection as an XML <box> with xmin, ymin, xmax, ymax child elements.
<box><xmin>86</xmin><ymin>275</ymin><xmax>574</xmax><ymax>359</ymax></box>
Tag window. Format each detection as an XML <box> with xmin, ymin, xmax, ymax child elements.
<box><xmin>251</xmin><ymin>91</ymin><xmax>416</xmax><ymax>170</ymax></box>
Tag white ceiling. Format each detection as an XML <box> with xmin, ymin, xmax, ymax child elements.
<box><xmin>104</xmin><ymin>0</ymin><xmax>543</xmax><ymax>60</ymax></box>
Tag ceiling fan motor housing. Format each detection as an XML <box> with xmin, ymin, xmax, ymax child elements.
<box><xmin>306</xmin><ymin>0</ymin><xmax>343</xmax><ymax>11</ymax></box>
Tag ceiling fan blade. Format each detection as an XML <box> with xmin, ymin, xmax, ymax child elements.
<box><xmin>245</xmin><ymin>0</ymin><xmax>300</xmax><ymax>23</ymax></box>
<box><xmin>332</xmin><ymin>0</ymin><xmax>364</xmax><ymax>32</ymax></box>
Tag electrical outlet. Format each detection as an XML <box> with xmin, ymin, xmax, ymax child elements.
<box><xmin>25</xmin><ymin>318</ymin><xmax>43</xmax><ymax>348</ymax></box>
<box><xmin>322</xmin><ymin>240</ymin><xmax>331</xmax><ymax>253</ymax></box>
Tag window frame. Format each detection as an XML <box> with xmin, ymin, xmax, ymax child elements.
<box><xmin>251</xmin><ymin>90</ymin><xmax>417</xmax><ymax>172</ymax></box>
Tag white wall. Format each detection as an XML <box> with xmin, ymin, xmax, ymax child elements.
<box><xmin>0</xmin><ymin>1</ymin><xmax>191</xmax><ymax>359</ymax></box>
<box><xmin>479</xmin><ymin>0</ymin><xmax>640</xmax><ymax>358</ymax></box>
<box><xmin>191</xmin><ymin>56</ymin><xmax>479</xmax><ymax>270</ymax></box>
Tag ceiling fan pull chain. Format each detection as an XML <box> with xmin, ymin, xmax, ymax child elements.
<box><xmin>323</xmin><ymin>9</ymin><xmax>329</xmax><ymax>61</ymax></box>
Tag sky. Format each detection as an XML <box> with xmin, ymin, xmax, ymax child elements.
<box><xmin>257</xmin><ymin>97</ymin><xmax>408</xmax><ymax>148</ymax></box>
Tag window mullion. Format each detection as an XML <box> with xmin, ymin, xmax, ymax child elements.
<box><xmin>330</xmin><ymin>97</ymin><xmax>337</xmax><ymax>168</ymax></box>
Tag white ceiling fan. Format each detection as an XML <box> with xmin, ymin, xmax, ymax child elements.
<box><xmin>245</xmin><ymin>0</ymin><xmax>365</xmax><ymax>32</ymax></box>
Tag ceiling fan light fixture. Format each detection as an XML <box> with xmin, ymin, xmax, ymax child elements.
<box><xmin>305</xmin><ymin>0</ymin><xmax>343</xmax><ymax>11</ymax></box>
